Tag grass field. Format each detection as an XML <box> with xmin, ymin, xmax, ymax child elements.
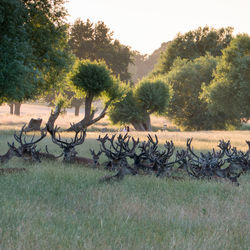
<box><xmin>0</xmin><ymin>105</ymin><xmax>250</xmax><ymax>249</ymax></box>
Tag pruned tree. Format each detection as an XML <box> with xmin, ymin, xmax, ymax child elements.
<box><xmin>68</xmin><ymin>60</ymin><xmax>125</xmax><ymax>131</ymax></box>
<box><xmin>109</xmin><ymin>78</ymin><xmax>170</xmax><ymax>131</ymax></box>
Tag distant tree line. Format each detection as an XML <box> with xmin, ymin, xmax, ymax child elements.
<box><xmin>152</xmin><ymin>27</ymin><xmax>250</xmax><ymax>130</ymax></box>
<box><xmin>128</xmin><ymin>42</ymin><xmax>169</xmax><ymax>84</ymax></box>
<box><xmin>110</xmin><ymin>27</ymin><xmax>250</xmax><ymax>131</ymax></box>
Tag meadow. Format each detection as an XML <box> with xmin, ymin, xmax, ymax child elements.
<box><xmin>0</xmin><ymin>104</ymin><xmax>249</xmax><ymax>249</ymax></box>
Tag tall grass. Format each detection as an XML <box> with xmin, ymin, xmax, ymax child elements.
<box><xmin>0</xmin><ymin>130</ymin><xmax>249</xmax><ymax>249</ymax></box>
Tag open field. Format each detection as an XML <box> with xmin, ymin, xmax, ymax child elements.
<box><xmin>0</xmin><ymin>103</ymin><xmax>174</xmax><ymax>132</ymax></box>
<box><xmin>0</xmin><ymin>105</ymin><xmax>250</xmax><ymax>249</ymax></box>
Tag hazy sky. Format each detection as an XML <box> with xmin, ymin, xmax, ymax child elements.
<box><xmin>65</xmin><ymin>0</ymin><xmax>250</xmax><ymax>55</ymax></box>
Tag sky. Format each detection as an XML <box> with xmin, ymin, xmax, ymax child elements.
<box><xmin>65</xmin><ymin>0</ymin><xmax>250</xmax><ymax>55</ymax></box>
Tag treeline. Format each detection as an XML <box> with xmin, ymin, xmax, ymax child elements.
<box><xmin>152</xmin><ymin>27</ymin><xmax>250</xmax><ymax>130</ymax></box>
<box><xmin>0</xmin><ymin>0</ymin><xmax>249</xmax><ymax>131</ymax></box>
<box><xmin>128</xmin><ymin>42</ymin><xmax>169</xmax><ymax>83</ymax></box>
<box><xmin>110</xmin><ymin>27</ymin><xmax>250</xmax><ymax>130</ymax></box>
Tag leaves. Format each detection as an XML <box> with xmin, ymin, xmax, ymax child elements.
<box><xmin>109</xmin><ymin>78</ymin><xmax>171</xmax><ymax>127</ymax></box>
<box><xmin>203</xmin><ymin>34</ymin><xmax>250</xmax><ymax>126</ymax></box>
<box><xmin>165</xmin><ymin>55</ymin><xmax>219</xmax><ymax>130</ymax></box>
<box><xmin>0</xmin><ymin>0</ymin><xmax>72</xmax><ymax>103</ymax></box>
<box><xmin>70</xmin><ymin>60</ymin><xmax>114</xmax><ymax>97</ymax></box>
<box><xmin>154</xmin><ymin>26</ymin><xmax>233</xmax><ymax>75</ymax></box>
<box><xmin>68</xmin><ymin>19</ymin><xmax>133</xmax><ymax>82</ymax></box>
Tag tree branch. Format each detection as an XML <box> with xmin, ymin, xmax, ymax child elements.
<box><xmin>45</xmin><ymin>104</ymin><xmax>62</xmax><ymax>133</ymax></box>
<box><xmin>85</xmin><ymin>101</ymin><xmax>111</xmax><ymax>127</ymax></box>
<box><xmin>67</xmin><ymin>100</ymin><xmax>112</xmax><ymax>131</ymax></box>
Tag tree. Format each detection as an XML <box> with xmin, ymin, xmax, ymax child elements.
<box><xmin>68</xmin><ymin>60</ymin><xmax>125</xmax><ymax>131</ymax></box>
<box><xmin>0</xmin><ymin>0</ymin><xmax>73</xmax><ymax>114</ymax></box>
<box><xmin>69</xmin><ymin>19</ymin><xmax>133</xmax><ymax>82</ymax></box>
<box><xmin>165</xmin><ymin>55</ymin><xmax>219</xmax><ymax>131</ymax></box>
<box><xmin>154</xmin><ymin>26</ymin><xmax>233</xmax><ymax>75</ymax></box>
<box><xmin>23</xmin><ymin>0</ymin><xmax>73</xmax><ymax>96</ymax></box>
<box><xmin>0</xmin><ymin>0</ymin><xmax>38</xmax><ymax>104</ymax></box>
<box><xmin>201</xmin><ymin>34</ymin><xmax>250</xmax><ymax>128</ymax></box>
<box><xmin>109</xmin><ymin>78</ymin><xmax>170</xmax><ymax>131</ymax></box>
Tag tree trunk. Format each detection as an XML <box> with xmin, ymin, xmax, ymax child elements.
<box><xmin>143</xmin><ymin>114</ymin><xmax>152</xmax><ymax>131</ymax></box>
<box><xmin>14</xmin><ymin>102</ymin><xmax>21</xmax><ymax>116</ymax></box>
<box><xmin>84</xmin><ymin>94</ymin><xmax>94</xmax><ymax>122</ymax></box>
<box><xmin>74</xmin><ymin>105</ymin><xmax>80</xmax><ymax>116</ymax></box>
<box><xmin>9</xmin><ymin>103</ymin><xmax>14</xmax><ymax>115</ymax></box>
<box><xmin>131</xmin><ymin>122</ymin><xmax>146</xmax><ymax>131</ymax></box>
<box><xmin>131</xmin><ymin>114</ymin><xmax>152</xmax><ymax>131</ymax></box>
<box><xmin>25</xmin><ymin>118</ymin><xmax>42</xmax><ymax>131</ymax></box>
<box><xmin>46</xmin><ymin>104</ymin><xmax>62</xmax><ymax>132</ymax></box>
<box><xmin>67</xmin><ymin>99</ymin><xmax>112</xmax><ymax>132</ymax></box>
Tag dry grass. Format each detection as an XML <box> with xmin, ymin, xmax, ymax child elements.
<box><xmin>0</xmin><ymin>103</ymin><xmax>250</xmax><ymax>249</ymax></box>
<box><xmin>0</xmin><ymin>103</ymin><xmax>173</xmax><ymax>132</ymax></box>
<box><xmin>1</xmin><ymin>103</ymin><xmax>249</xmax><ymax>149</ymax></box>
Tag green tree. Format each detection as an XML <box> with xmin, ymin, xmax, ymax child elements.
<box><xmin>202</xmin><ymin>34</ymin><xmax>250</xmax><ymax>128</ymax></box>
<box><xmin>109</xmin><ymin>78</ymin><xmax>170</xmax><ymax>131</ymax></box>
<box><xmin>0</xmin><ymin>0</ymin><xmax>73</xmax><ymax>115</ymax></box>
<box><xmin>0</xmin><ymin>0</ymin><xmax>38</xmax><ymax>104</ymax></box>
<box><xmin>23</xmin><ymin>0</ymin><xmax>73</xmax><ymax>96</ymax></box>
<box><xmin>69</xmin><ymin>60</ymin><xmax>124</xmax><ymax>130</ymax></box>
<box><xmin>68</xmin><ymin>19</ymin><xmax>133</xmax><ymax>82</ymax></box>
<box><xmin>154</xmin><ymin>26</ymin><xmax>233</xmax><ymax>75</ymax></box>
<box><xmin>166</xmin><ymin>55</ymin><xmax>219</xmax><ymax>131</ymax></box>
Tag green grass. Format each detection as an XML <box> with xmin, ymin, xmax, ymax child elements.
<box><xmin>0</xmin><ymin>131</ymin><xmax>250</xmax><ymax>250</ymax></box>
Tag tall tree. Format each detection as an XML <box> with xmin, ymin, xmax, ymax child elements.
<box><xmin>109</xmin><ymin>78</ymin><xmax>170</xmax><ymax>131</ymax></box>
<box><xmin>0</xmin><ymin>0</ymin><xmax>73</xmax><ymax>114</ymax></box>
<box><xmin>165</xmin><ymin>55</ymin><xmax>219</xmax><ymax>131</ymax></box>
<box><xmin>68</xmin><ymin>19</ymin><xmax>133</xmax><ymax>82</ymax></box>
<box><xmin>154</xmin><ymin>26</ymin><xmax>233</xmax><ymax>75</ymax></box>
<box><xmin>201</xmin><ymin>34</ymin><xmax>250</xmax><ymax>128</ymax></box>
<box><xmin>23</xmin><ymin>0</ymin><xmax>73</xmax><ymax>96</ymax></box>
<box><xmin>0</xmin><ymin>0</ymin><xmax>38</xmax><ymax>104</ymax></box>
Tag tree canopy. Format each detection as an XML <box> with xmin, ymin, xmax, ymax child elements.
<box><xmin>0</xmin><ymin>0</ymin><xmax>37</xmax><ymax>103</ymax></box>
<box><xmin>68</xmin><ymin>19</ymin><xmax>133</xmax><ymax>82</ymax></box>
<box><xmin>165</xmin><ymin>55</ymin><xmax>219</xmax><ymax>131</ymax></box>
<box><xmin>202</xmin><ymin>34</ymin><xmax>250</xmax><ymax>128</ymax></box>
<box><xmin>68</xmin><ymin>60</ymin><xmax>124</xmax><ymax>130</ymax></box>
<box><xmin>109</xmin><ymin>78</ymin><xmax>170</xmax><ymax>131</ymax></box>
<box><xmin>154</xmin><ymin>26</ymin><xmax>233</xmax><ymax>75</ymax></box>
<box><xmin>0</xmin><ymin>0</ymin><xmax>72</xmax><ymax>104</ymax></box>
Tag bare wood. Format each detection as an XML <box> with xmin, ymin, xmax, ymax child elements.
<box><xmin>24</xmin><ymin>118</ymin><xmax>42</xmax><ymax>132</ymax></box>
<box><xmin>67</xmin><ymin>100</ymin><xmax>111</xmax><ymax>131</ymax></box>
<box><xmin>46</xmin><ymin>104</ymin><xmax>62</xmax><ymax>133</ymax></box>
